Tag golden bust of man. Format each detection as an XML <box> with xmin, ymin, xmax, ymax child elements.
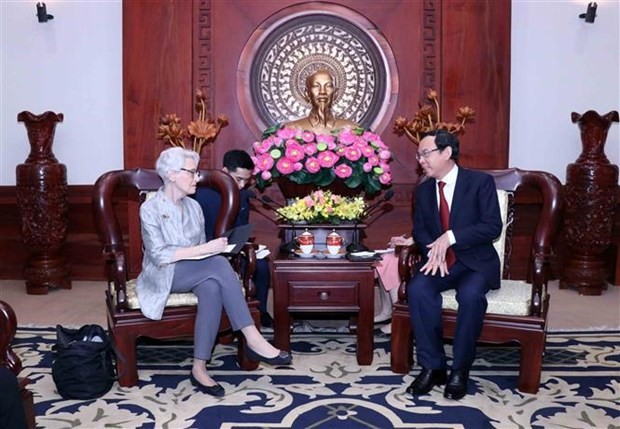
<box><xmin>284</xmin><ymin>69</ymin><xmax>359</xmax><ymax>134</ymax></box>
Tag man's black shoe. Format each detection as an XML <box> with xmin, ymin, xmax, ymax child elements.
<box><xmin>406</xmin><ymin>369</ymin><xmax>448</xmax><ymax>395</ymax></box>
<box><xmin>260</xmin><ymin>312</ymin><xmax>274</xmax><ymax>328</ymax></box>
<box><xmin>444</xmin><ymin>369</ymin><xmax>469</xmax><ymax>400</ymax></box>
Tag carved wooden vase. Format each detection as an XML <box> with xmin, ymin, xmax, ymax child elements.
<box><xmin>561</xmin><ymin>110</ymin><xmax>619</xmax><ymax>295</ymax></box>
<box><xmin>16</xmin><ymin>111</ymin><xmax>71</xmax><ymax>295</ymax></box>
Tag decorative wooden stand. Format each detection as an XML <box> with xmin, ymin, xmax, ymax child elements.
<box><xmin>561</xmin><ymin>110</ymin><xmax>619</xmax><ymax>295</ymax></box>
<box><xmin>16</xmin><ymin>111</ymin><xmax>71</xmax><ymax>295</ymax></box>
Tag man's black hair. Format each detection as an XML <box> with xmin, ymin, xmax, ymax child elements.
<box><xmin>223</xmin><ymin>150</ymin><xmax>254</xmax><ymax>172</ymax></box>
<box><xmin>421</xmin><ymin>129</ymin><xmax>460</xmax><ymax>160</ymax></box>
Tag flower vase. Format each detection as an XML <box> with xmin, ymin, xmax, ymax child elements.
<box><xmin>16</xmin><ymin>111</ymin><xmax>72</xmax><ymax>295</ymax></box>
<box><xmin>560</xmin><ymin>110</ymin><xmax>619</xmax><ymax>295</ymax></box>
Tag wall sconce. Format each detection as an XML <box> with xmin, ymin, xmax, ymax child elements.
<box><xmin>36</xmin><ymin>2</ymin><xmax>54</xmax><ymax>23</ymax></box>
<box><xmin>579</xmin><ymin>2</ymin><xmax>597</xmax><ymax>24</ymax></box>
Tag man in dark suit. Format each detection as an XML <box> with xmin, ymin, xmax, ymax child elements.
<box><xmin>194</xmin><ymin>150</ymin><xmax>274</xmax><ymax>329</ymax></box>
<box><xmin>406</xmin><ymin>129</ymin><xmax>502</xmax><ymax>400</ymax></box>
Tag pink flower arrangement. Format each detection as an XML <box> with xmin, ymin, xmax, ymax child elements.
<box><xmin>252</xmin><ymin>126</ymin><xmax>392</xmax><ymax>195</ymax></box>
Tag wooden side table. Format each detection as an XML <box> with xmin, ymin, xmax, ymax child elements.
<box><xmin>272</xmin><ymin>253</ymin><xmax>376</xmax><ymax>365</ymax></box>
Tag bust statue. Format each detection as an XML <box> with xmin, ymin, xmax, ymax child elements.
<box><xmin>284</xmin><ymin>69</ymin><xmax>359</xmax><ymax>134</ymax></box>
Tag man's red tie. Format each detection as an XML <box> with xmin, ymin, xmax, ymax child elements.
<box><xmin>438</xmin><ymin>181</ymin><xmax>456</xmax><ymax>267</ymax></box>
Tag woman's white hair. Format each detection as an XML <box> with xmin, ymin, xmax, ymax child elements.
<box><xmin>155</xmin><ymin>147</ymin><xmax>200</xmax><ymax>183</ymax></box>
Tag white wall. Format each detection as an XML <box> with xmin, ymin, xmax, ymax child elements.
<box><xmin>511</xmin><ymin>0</ymin><xmax>619</xmax><ymax>182</ymax></box>
<box><xmin>1</xmin><ymin>1</ymin><xmax>618</xmax><ymax>185</ymax></box>
<box><xmin>0</xmin><ymin>0</ymin><xmax>123</xmax><ymax>185</ymax></box>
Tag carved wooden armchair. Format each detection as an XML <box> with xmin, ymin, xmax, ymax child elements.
<box><xmin>390</xmin><ymin>168</ymin><xmax>562</xmax><ymax>393</ymax></box>
<box><xmin>92</xmin><ymin>168</ymin><xmax>260</xmax><ymax>387</ymax></box>
<box><xmin>0</xmin><ymin>300</ymin><xmax>36</xmax><ymax>428</ymax></box>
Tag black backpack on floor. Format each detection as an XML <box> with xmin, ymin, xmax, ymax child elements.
<box><xmin>51</xmin><ymin>324</ymin><xmax>120</xmax><ymax>399</ymax></box>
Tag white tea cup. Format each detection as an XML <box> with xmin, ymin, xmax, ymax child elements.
<box><xmin>300</xmin><ymin>244</ymin><xmax>314</xmax><ymax>254</ymax></box>
<box><xmin>327</xmin><ymin>244</ymin><xmax>341</xmax><ymax>255</ymax></box>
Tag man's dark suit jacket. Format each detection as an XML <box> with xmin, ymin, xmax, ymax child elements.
<box><xmin>412</xmin><ymin>167</ymin><xmax>503</xmax><ymax>290</ymax></box>
<box><xmin>194</xmin><ymin>187</ymin><xmax>250</xmax><ymax>240</ymax></box>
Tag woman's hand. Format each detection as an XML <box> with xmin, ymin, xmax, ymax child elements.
<box><xmin>200</xmin><ymin>237</ymin><xmax>228</xmax><ymax>255</ymax></box>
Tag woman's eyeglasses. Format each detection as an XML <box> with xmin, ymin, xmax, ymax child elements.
<box><xmin>180</xmin><ymin>168</ymin><xmax>201</xmax><ymax>178</ymax></box>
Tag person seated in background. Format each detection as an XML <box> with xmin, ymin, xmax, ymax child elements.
<box><xmin>194</xmin><ymin>149</ymin><xmax>275</xmax><ymax>329</ymax></box>
<box><xmin>137</xmin><ymin>147</ymin><xmax>291</xmax><ymax>398</ymax></box>
<box><xmin>374</xmin><ymin>235</ymin><xmax>414</xmax><ymax>335</ymax></box>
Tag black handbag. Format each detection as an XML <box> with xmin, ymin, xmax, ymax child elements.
<box><xmin>51</xmin><ymin>324</ymin><xmax>120</xmax><ymax>399</ymax></box>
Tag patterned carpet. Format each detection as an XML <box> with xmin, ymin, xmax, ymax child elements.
<box><xmin>12</xmin><ymin>328</ymin><xmax>620</xmax><ymax>429</ymax></box>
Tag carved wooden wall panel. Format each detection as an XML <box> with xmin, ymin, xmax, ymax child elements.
<box><xmin>122</xmin><ymin>0</ymin><xmax>511</xmax><ymax>276</ymax></box>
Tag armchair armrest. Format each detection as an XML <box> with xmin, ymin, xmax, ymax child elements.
<box><xmin>396</xmin><ymin>244</ymin><xmax>420</xmax><ymax>303</ymax></box>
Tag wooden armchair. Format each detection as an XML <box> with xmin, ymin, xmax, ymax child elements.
<box><xmin>0</xmin><ymin>300</ymin><xmax>36</xmax><ymax>429</ymax></box>
<box><xmin>92</xmin><ymin>168</ymin><xmax>260</xmax><ymax>387</ymax></box>
<box><xmin>390</xmin><ymin>168</ymin><xmax>562</xmax><ymax>394</ymax></box>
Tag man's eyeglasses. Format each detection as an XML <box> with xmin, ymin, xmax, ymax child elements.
<box><xmin>180</xmin><ymin>168</ymin><xmax>201</xmax><ymax>178</ymax></box>
<box><xmin>415</xmin><ymin>148</ymin><xmax>441</xmax><ymax>161</ymax></box>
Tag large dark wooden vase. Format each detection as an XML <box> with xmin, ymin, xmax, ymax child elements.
<box><xmin>561</xmin><ymin>110</ymin><xmax>619</xmax><ymax>295</ymax></box>
<box><xmin>16</xmin><ymin>111</ymin><xmax>71</xmax><ymax>295</ymax></box>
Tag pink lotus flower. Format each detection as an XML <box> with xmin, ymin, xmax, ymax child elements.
<box><xmin>253</xmin><ymin>126</ymin><xmax>392</xmax><ymax>193</ymax></box>
<box><xmin>318</xmin><ymin>151</ymin><xmax>339</xmax><ymax>168</ymax></box>
<box><xmin>359</xmin><ymin>144</ymin><xmax>376</xmax><ymax>157</ymax></box>
<box><xmin>379</xmin><ymin>172</ymin><xmax>392</xmax><ymax>185</ymax></box>
<box><xmin>334</xmin><ymin>164</ymin><xmax>353</xmax><ymax>178</ymax></box>
<box><xmin>379</xmin><ymin>149</ymin><xmax>392</xmax><ymax>160</ymax></box>
<box><xmin>337</xmin><ymin>128</ymin><xmax>357</xmax><ymax>145</ymax></box>
<box><xmin>305</xmin><ymin>157</ymin><xmax>321</xmax><ymax>174</ymax></box>
<box><xmin>344</xmin><ymin>146</ymin><xmax>362</xmax><ymax>162</ymax></box>
<box><xmin>367</xmin><ymin>155</ymin><xmax>379</xmax><ymax>166</ymax></box>
<box><xmin>276</xmin><ymin>157</ymin><xmax>295</xmax><ymax>175</ymax></box>
<box><xmin>301</xmin><ymin>131</ymin><xmax>315</xmax><ymax>143</ymax></box>
<box><xmin>303</xmin><ymin>143</ymin><xmax>318</xmax><ymax>156</ymax></box>
<box><xmin>254</xmin><ymin>153</ymin><xmax>275</xmax><ymax>171</ymax></box>
<box><xmin>285</xmin><ymin>142</ymin><xmax>305</xmax><ymax>162</ymax></box>
<box><xmin>277</xmin><ymin>127</ymin><xmax>297</xmax><ymax>140</ymax></box>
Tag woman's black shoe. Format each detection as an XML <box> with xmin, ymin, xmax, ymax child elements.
<box><xmin>189</xmin><ymin>372</ymin><xmax>225</xmax><ymax>397</ymax></box>
<box><xmin>246</xmin><ymin>347</ymin><xmax>292</xmax><ymax>365</ymax></box>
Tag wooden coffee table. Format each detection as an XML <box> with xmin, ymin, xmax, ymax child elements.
<box><xmin>272</xmin><ymin>252</ymin><xmax>376</xmax><ymax>365</ymax></box>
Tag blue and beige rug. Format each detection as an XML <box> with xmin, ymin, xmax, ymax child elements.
<box><xmin>12</xmin><ymin>328</ymin><xmax>620</xmax><ymax>428</ymax></box>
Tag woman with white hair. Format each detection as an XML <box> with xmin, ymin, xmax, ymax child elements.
<box><xmin>137</xmin><ymin>147</ymin><xmax>291</xmax><ymax>398</ymax></box>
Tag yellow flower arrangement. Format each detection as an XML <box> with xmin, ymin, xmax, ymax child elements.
<box><xmin>276</xmin><ymin>190</ymin><xmax>366</xmax><ymax>224</ymax></box>
<box><xmin>393</xmin><ymin>89</ymin><xmax>475</xmax><ymax>146</ymax></box>
<box><xmin>156</xmin><ymin>89</ymin><xmax>229</xmax><ymax>154</ymax></box>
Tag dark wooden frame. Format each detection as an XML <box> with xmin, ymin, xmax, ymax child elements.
<box><xmin>92</xmin><ymin>168</ymin><xmax>260</xmax><ymax>387</ymax></box>
<box><xmin>390</xmin><ymin>168</ymin><xmax>563</xmax><ymax>394</ymax></box>
<box><xmin>0</xmin><ymin>301</ymin><xmax>36</xmax><ymax>429</ymax></box>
